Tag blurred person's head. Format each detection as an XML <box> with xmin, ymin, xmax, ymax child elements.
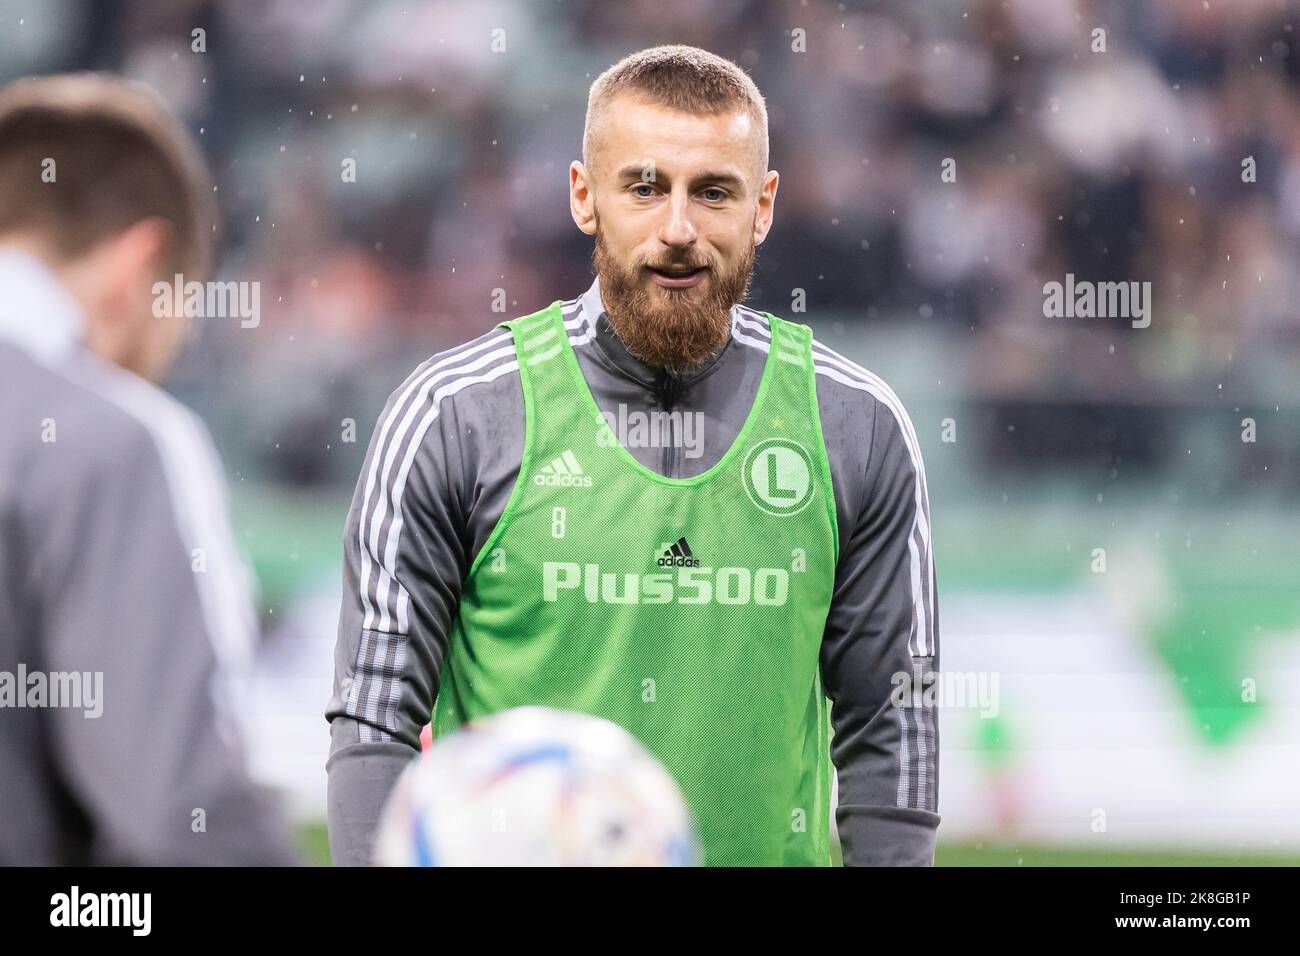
<box><xmin>0</xmin><ymin>73</ymin><xmax>216</xmax><ymax>382</ymax></box>
<box><xmin>571</xmin><ymin>45</ymin><xmax>777</xmax><ymax>372</ymax></box>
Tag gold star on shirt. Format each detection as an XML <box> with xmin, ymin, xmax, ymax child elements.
<box><xmin>771</xmin><ymin>415</ymin><xmax>785</xmax><ymax>429</ymax></box>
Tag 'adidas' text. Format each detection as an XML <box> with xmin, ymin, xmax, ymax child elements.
<box><xmin>534</xmin><ymin>449</ymin><xmax>593</xmax><ymax>488</ymax></box>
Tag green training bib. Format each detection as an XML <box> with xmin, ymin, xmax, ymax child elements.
<box><xmin>432</xmin><ymin>300</ymin><xmax>840</xmax><ymax>866</ymax></box>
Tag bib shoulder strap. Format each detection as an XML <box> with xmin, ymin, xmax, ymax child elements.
<box><xmin>497</xmin><ymin>300</ymin><xmax>567</xmax><ymax>368</ymax></box>
<box><xmin>496</xmin><ymin>299</ymin><xmax>561</xmax><ymax>334</ymax></box>
<box><xmin>760</xmin><ymin>311</ymin><xmax>814</xmax><ymax>370</ymax></box>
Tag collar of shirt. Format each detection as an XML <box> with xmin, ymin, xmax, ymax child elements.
<box><xmin>0</xmin><ymin>247</ymin><xmax>86</xmax><ymax>365</ymax></box>
<box><xmin>577</xmin><ymin>273</ymin><xmax>736</xmax><ymax>398</ymax></box>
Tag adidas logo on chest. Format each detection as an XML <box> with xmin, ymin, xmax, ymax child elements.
<box><xmin>657</xmin><ymin>536</ymin><xmax>700</xmax><ymax>568</ymax></box>
<box><xmin>533</xmin><ymin>449</ymin><xmax>592</xmax><ymax>488</ymax></box>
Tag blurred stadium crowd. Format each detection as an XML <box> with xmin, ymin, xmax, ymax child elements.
<box><xmin>3</xmin><ymin>0</ymin><xmax>1297</xmax><ymax>498</ymax></box>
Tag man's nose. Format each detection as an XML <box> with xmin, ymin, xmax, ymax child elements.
<box><xmin>658</xmin><ymin>191</ymin><xmax>699</xmax><ymax>249</ymax></box>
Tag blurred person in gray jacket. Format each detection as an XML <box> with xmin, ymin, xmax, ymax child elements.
<box><xmin>0</xmin><ymin>73</ymin><xmax>297</xmax><ymax>865</ymax></box>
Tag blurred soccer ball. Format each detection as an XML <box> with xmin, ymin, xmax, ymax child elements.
<box><xmin>372</xmin><ymin>706</ymin><xmax>698</xmax><ymax>866</ymax></box>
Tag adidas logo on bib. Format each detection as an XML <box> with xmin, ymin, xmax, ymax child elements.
<box><xmin>534</xmin><ymin>449</ymin><xmax>593</xmax><ymax>488</ymax></box>
<box><xmin>657</xmin><ymin>536</ymin><xmax>700</xmax><ymax>568</ymax></box>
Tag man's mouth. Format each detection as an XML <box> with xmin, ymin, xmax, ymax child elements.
<box><xmin>647</xmin><ymin>265</ymin><xmax>708</xmax><ymax>288</ymax></box>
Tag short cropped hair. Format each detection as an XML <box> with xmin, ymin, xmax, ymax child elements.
<box><xmin>583</xmin><ymin>45</ymin><xmax>769</xmax><ymax>180</ymax></box>
<box><xmin>0</xmin><ymin>73</ymin><xmax>216</xmax><ymax>279</ymax></box>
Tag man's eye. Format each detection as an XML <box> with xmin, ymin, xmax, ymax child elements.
<box><xmin>702</xmin><ymin>188</ymin><xmax>726</xmax><ymax>202</ymax></box>
<box><xmin>632</xmin><ymin>184</ymin><xmax>656</xmax><ymax>198</ymax></box>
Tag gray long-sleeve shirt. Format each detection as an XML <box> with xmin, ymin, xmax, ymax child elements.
<box><xmin>327</xmin><ymin>275</ymin><xmax>940</xmax><ymax>866</ymax></box>
<box><xmin>0</xmin><ymin>249</ymin><xmax>297</xmax><ymax>865</ymax></box>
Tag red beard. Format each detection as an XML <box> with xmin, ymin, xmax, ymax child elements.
<box><xmin>592</xmin><ymin>227</ymin><xmax>756</xmax><ymax>374</ymax></box>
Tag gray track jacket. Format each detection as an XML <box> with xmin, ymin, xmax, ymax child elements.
<box><xmin>0</xmin><ymin>249</ymin><xmax>296</xmax><ymax>865</ymax></box>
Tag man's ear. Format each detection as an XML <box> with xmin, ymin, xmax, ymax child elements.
<box><xmin>571</xmin><ymin>160</ymin><xmax>597</xmax><ymax>237</ymax></box>
<box><xmin>753</xmin><ymin>169</ymin><xmax>778</xmax><ymax>246</ymax></box>
<box><xmin>121</xmin><ymin>217</ymin><xmax>171</xmax><ymax>279</ymax></box>
<box><xmin>61</xmin><ymin>217</ymin><xmax>170</xmax><ymax>326</ymax></box>
<box><xmin>102</xmin><ymin>217</ymin><xmax>172</xmax><ymax>309</ymax></box>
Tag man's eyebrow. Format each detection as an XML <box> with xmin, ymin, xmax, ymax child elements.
<box><xmin>614</xmin><ymin>165</ymin><xmax>748</xmax><ymax>191</ymax></box>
